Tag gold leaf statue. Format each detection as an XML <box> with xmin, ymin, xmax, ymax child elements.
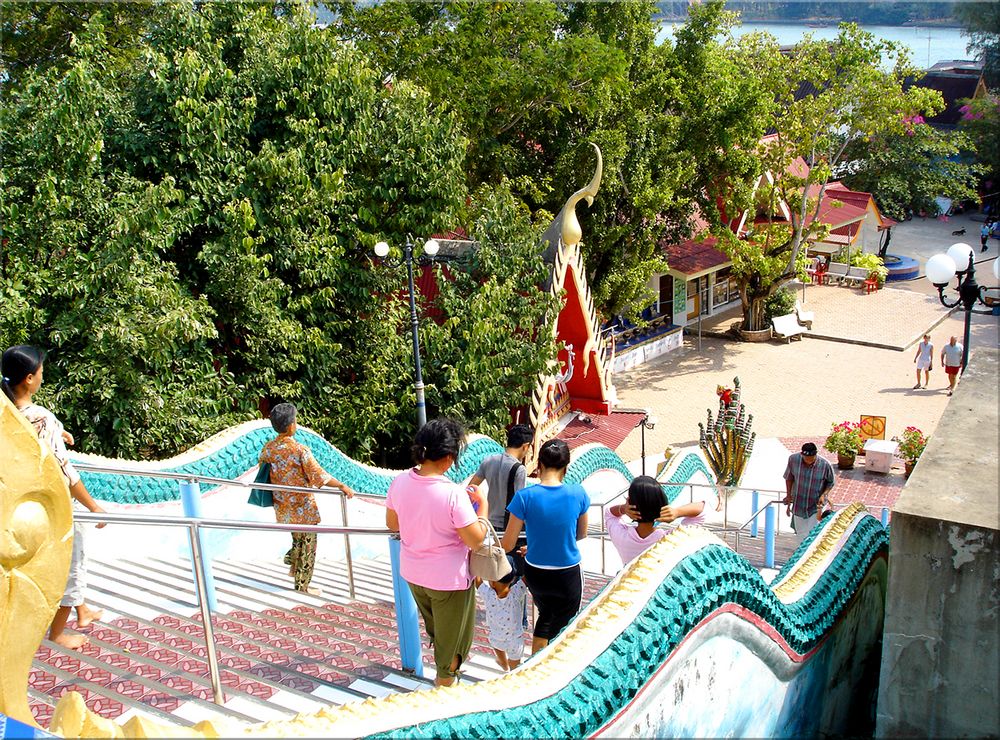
<box><xmin>0</xmin><ymin>394</ymin><xmax>74</xmax><ymax>725</ymax></box>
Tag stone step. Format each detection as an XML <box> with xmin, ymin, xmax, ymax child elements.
<box><xmin>28</xmin><ymin>555</ymin><xmax>615</xmax><ymax>730</ymax></box>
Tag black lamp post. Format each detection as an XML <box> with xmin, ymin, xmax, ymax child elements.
<box><xmin>636</xmin><ymin>412</ymin><xmax>657</xmax><ymax>476</ymax></box>
<box><xmin>925</xmin><ymin>245</ymin><xmax>998</xmax><ymax>372</ymax></box>
<box><xmin>374</xmin><ymin>236</ymin><xmax>440</xmax><ymax>429</ymax></box>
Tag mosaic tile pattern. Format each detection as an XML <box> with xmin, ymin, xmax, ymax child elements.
<box><xmin>28</xmin><ymin>568</ymin><xmax>613</xmax><ymax>728</ymax></box>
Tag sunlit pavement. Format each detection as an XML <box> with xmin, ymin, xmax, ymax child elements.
<box><xmin>611</xmin><ymin>211</ymin><xmax>999</xmax><ymax>512</ymax></box>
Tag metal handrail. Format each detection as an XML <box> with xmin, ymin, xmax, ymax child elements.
<box><xmin>72</xmin><ymin>509</ymin><xmax>395</xmax><ymax>707</ymax></box>
<box><xmin>73</xmin><ymin>461</ymin><xmax>352</xmax><ymax>497</ymax></box>
<box><xmin>73</xmin><ymin>510</ymin><xmax>392</xmax><ymax>535</ymax></box>
<box><xmin>594</xmin><ymin>482</ymin><xmax>787</xmax><ymax>572</ymax></box>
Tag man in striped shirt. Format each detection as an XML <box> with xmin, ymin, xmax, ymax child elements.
<box><xmin>782</xmin><ymin>442</ymin><xmax>836</xmax><ymax>548</ymax></box>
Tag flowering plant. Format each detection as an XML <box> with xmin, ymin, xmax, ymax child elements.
<box><xmin>894</xmin><ymin>426</ymin><xmax>928</xmax><ymax>462</ymax></box>
<box><xmin>824</xmin><ymin>421</ymin><xmax>863</xmax><ymax>456</ymax></box>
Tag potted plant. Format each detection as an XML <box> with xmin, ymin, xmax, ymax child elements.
<box><xmin>824</xmin><ymin>421</ymin><xmax>863</xmax><ymax>469</ymax></box>
<box><xmin>894</xmin><ymin>426</ymin><xmax>928</xmax><ymax>477</ymax></box>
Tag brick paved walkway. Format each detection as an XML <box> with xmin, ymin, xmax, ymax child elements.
<box><xmin>610</xmin><ymin>213</ymin><xmax>998</xmax><ymax>506</ymax></box>
<box><xmin>697</xmin><ymin>283</ymin><xmax>958</xmax><ymax>350</ymax></box>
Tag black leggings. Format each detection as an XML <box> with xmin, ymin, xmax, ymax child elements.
<box><xmin>524</xmin><ymin>562</ymin><xmax>583</xmax><ymax>640</ymax></box>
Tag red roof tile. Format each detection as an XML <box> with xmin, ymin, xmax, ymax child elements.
<box><xmin>662</xmin><ymin>236</ymin><xmax>731</xmax><ymax>275</ymax></box>
<box><xmin>557</xmin><ymin>411</ymin><xmax>646</xmax><ymax>452</ymax></box>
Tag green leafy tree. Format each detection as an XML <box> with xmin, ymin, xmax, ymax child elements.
<box><xmin>2</xmin><ymin>3</ymin><xmax>555</xmax><ymax>462</ymax></box>
<box><xmin>1</xmin><ymin>22</ymin><xmax>246</xmax><ymax>456</ymax></box>
<box><xmin>958</xmin><ymin>94</ymin><xmax>1000</xmax><ymax>187</ymax></box>
<box><xmin>707</xmin><ymin>24</ymin><xmax>942</xmax><ymax>332</ymax></box>
<box><xmin>957</xmin><ymin>1</ymin><xmax>1000</xmax><ymax>88</ymax></box>
<box><xmin>841</xmin><ymin>120</ymin><xmax>984</xmax><ymax>221</ymax></box>
<box><xmin>420</xmin><ymin>182</ymin><xmax>560</xmax><ymax>445</ymax></box>
<box><xmin>0</xmin><ymin>1</ymin><xmax>161</xmax><ymax>90</ymax></box>
<box><xmin>332</xmin><ymin>0</ymin><xmax>691</xmax><ymax>318</ymax></box>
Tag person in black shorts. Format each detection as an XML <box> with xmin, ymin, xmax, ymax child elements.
<box><xmin>501</xmin><ymin>439</ymin><xmax>590</xmax><ymax>653</ymax></box>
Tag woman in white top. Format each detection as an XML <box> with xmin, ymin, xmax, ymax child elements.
<box><xmin>913</xmin><ymin>333</ymin><xmax>933</xmax><ymax>389</ymax></box>
<box><xmin>2</xmin><ymin>345</ymin><xmax>107</xmax><ymax>650</ymax></box>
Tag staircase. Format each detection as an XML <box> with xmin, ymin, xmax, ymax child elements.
<box><xmin>27</xmin><ymin>556</ymin><xmax>612</xmax><ymax>730</ymax></box>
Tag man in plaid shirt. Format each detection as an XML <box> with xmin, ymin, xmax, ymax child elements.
<box><xmin>782</xmin><ymin>442</ymin><xmax>836</xmax><ymax>548</ymax></box>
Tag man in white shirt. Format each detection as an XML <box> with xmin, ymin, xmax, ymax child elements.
<box><xmin>940</xmin><ymin>336</ymin><xmax>964</xmax><ymax>396</ymax></box>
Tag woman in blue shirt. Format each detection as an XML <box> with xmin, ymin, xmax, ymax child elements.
<box><xmin>501</xmin><ymin>439</ymin><xmax>589</xmax><ymax>653</ymax></box>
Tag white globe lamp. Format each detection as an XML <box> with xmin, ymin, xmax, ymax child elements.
<box><xmin>423</xmin><ymin>239</ymin><xmax>440</xmax><ymax>256</ymax></box>
<box><xmin>946</xmin><ymin>242</ymin><xmax>974</xmax><ymax>272</ymax></box>
<box><xmin>925</xmin><ymin>253</ymin><xmax>957</xmax><ymax>286</ymax></box>
<box><xmin>374</xmin><ymin>241</ymin><xmax>390</xmax><ymax>258</ymax></box>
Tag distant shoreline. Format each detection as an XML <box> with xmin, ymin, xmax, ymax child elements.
<box><xmin>655</xmin><ymin>16</ymin><xmax>962</xmax><ymax>29</ymax></box>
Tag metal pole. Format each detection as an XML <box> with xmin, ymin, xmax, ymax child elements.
<box><xmin>764</xmin><ymin>505</ymin><xmax>776</xmax><ymax>568</ymax></box>
<box><xmin>405</xmin><ymin>237</ymin><xmax>427</xmax><ymax>429</ymax></box>
<box><xmin>389</xmin><ymin>534</ymin><xmax>423</xmax><ymax>675</ymax></box>
<box><xmin>187</xmin><ymin>523</ymin><xmax>225</xmax><ymax>705</ymax></box>
<box><xmin>750</xmin><ymin>490</ymin><xmax>759</xmax><ymax>538</ymax></box>
<box><xmin>722</xmin><ymin>486</ymin><xmax>729</xmax><ymax>529</ymax></box>
<box><xmin>179</xmin><ymin>479</ymin><xmax>217</xmax><ymax>612</ymax></box>
<box><xmin>961</xmin><ymin>301</ymin><xmax>972</xmax><ymax>372</ymax></box>
<box><xmin>640</xmin><ymin>420</ymin><xmax>646</xmax><ymax>476</ymax></box>
<box><xmin>340</xmin><ymin>495</ymin><xmax>355</xmax><ymax>599</ymax></box>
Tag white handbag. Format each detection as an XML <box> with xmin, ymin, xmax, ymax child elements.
<box><xmin>469</xmin><ymin>517</ymin><xmax>512</xmax><ymax>582</ymax></box>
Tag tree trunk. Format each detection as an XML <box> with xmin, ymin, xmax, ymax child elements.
<box><xmin>740</xmin><ymin>293</ymin><xmax>769</xmax><ymax>332</ymax></box>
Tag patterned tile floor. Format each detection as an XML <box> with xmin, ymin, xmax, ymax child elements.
<box><xmin>27</xmin><ymin>561</ymin><xmax>613</xmax><ymax>729</ymax></box>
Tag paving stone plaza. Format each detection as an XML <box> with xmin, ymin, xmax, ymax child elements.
<box><xmin>614</xmin><ymin>210</ymin><xmax>999</xmax><ymax>515</ymax></box>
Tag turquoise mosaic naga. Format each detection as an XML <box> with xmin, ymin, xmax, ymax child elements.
<box><xmin>66</xmin><ymin>422</ymin><xmax>888</xmax><ymax>738</ymax></box>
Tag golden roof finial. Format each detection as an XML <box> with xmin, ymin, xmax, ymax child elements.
<box><xmin>560</xmin><ymin>143</ymin><xmax>603</xmax><ymax>248</ymax></box>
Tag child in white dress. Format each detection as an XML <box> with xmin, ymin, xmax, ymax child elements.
<box><xmin>476</xmin><ymin>562</ymin><xmax>527</xmax><ymax>671</ymax></box>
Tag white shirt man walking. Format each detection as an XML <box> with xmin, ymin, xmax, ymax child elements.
<box><xmin>940</xmin><ymin>336</ymin><xmax>964</xmax><ymax>396</ymax></box>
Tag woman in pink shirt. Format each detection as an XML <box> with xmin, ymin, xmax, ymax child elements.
<box><xmin>385</xmin><ymin>418</ymin><xmax>489</xmax><ymax>686</ymax></box>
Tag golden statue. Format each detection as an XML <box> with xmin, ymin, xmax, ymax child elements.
<box><xmin>0</xmin><ymin>394</ymin><xmax>73</xmax><ymax>725</ymax></box>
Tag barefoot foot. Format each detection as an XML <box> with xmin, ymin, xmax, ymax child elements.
<box><xmin>76</xmin><ymin>605</ymin><xmax>103</xmax><ymax>628</ymax></box>
<box><xmin>52</xmin><ymin>632</ymin><xmax>89</xmax><ymax>650</ymax></box>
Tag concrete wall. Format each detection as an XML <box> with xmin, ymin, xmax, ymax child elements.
<box><xmin>876</xmin><ymin>347</ymin><xmax>1000</xmax><ymax>738</ymax></box>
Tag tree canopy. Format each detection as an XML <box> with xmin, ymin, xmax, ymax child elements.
<box><xmin>1</xmin><ymin>2</ymin><xmax>556</xmax><ymax>463</ymax></box>
<box><xmin>704</xmin><ymin>23</ymin><xmax>943</xmax><ymax>331</ymax></box>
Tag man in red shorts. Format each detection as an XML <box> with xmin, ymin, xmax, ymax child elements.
<box><xmin>940</xmin><ymin>336</ymin><xmax>964</xmax><ymax>396</ymax></box>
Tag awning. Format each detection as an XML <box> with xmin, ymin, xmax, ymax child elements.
<box><xmin>556</xmin><ymin>411</ymin><xmax>646</xmax><ymax>452</ymax></box>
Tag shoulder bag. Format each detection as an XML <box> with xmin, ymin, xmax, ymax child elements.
<box><xmin>248</xmin><ymin>463</ymin><xmax>273</xmax><ymax>507</ymax></box>
<box><xmin>469</xmin><ymin>517</ymin><xmax>512</xmax><ymax>582</ymax></box>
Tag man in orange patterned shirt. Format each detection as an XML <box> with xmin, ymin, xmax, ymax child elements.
<box><xmin>259</xmin><ymin>403</ymin><xmax>356</xmax><ymax>595</ymax></box>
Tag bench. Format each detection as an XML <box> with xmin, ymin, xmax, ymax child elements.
<box><xmin>825</xmin><ymin>262</ymin><xmax>850</xmax><ymax>283</ymax></box>
<box><xmin>794</xmin><ymin>300</ymin><xmax>814</xmax><ymax>329</ymax></box>
<box><xmin>772</xmin><ymin>313</ymin><xmax>807</xmax><ymax>343</ymax></box>
<box><xmin>842</xmin><ymin>266</ymin><xmax>869</xmax><ymax>288</ymax></box>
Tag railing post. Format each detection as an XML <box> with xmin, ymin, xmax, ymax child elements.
<box><xmin>750</xmin><ymin>490</ymin><xmax>759</xmax><ymax>538</ymax></box>
<box><xmin>179</xmin><ymin>479</ymin><xmax>217</xmax><ymax>612</ymax></box>
<box><xmin>764</xmin><ymin>505</ymin><xmax>776</xmax><ymax>569</ymax></box>
<box><xmin>389</xmin><ymin>534</ymin><xmax>423</xmax><ymax>675</ymax></box>
<box><xmin>187</xmin><ymin>522</ymin><xmax>225</xmax><ymax>705</ymax></box>
<box><xmin>340</xmin><ymin>494</ymin><xmax>356</xmax><ymax>599</ymax></box>
<box><xmin>881</xmin><ymin>507</ymin><xmax>890</xmax><ymax>528</ymax></box>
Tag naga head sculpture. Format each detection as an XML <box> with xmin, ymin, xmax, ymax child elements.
<box><xmin>0</xmin><ymin>394</ymin><xmax>73</xmax><ymax>725</ymax></box>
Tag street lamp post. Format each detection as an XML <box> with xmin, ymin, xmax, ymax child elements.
<box><xmin>374</xmin><ymin>236</ymin><xmax>440</xmax><ymax>430</ymax></box>
<box><xmin>636</xmin><ymin>413</ymin><xmax>658</xmax><ymax>476</ymax></box>
<box><xmin>925</xmin><ymin>243</ymin><xmax>1000</xmax><ymax>372</ymax></box>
